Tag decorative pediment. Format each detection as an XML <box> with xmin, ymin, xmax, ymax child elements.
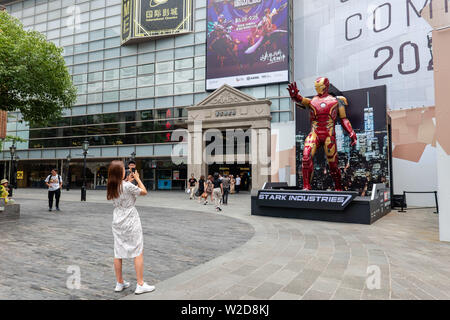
<box><xmin>197</xmin><ymin>84</ymin><xmax>258</xmax><ymax>107</ymax></box>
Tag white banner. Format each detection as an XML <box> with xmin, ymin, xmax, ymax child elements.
<box><xmin>207</xmin><ymin>70</ymin><xmax>288</xmax><ymax>90</ymax></box>
<box><xmin>293</xmin><ymin>0</ymin><xmax>447</xmax><ymax>205</ymax></box>
<box><xmin>293</xmin><ymin>0</ymin><xmax>436</xmax><ymax>109</ymax></box>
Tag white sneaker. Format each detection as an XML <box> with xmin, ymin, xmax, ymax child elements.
<box><xmin>114</xmin><ymin>280</ymin><xmax>130</xmax><ymax>292</ymax></box>
<box><xmin>135</xmin><ymin>282</ymin><xmax>155</xmax><ymax>295</ymax></box>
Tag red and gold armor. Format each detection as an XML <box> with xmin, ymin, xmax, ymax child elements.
<box><xmin>288</xmin><ymin>78</ymin><xmax>357</xmax><ymax>191</ymax></box>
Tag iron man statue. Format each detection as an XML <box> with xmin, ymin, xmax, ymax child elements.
<box><xmin>287</xmin><ymin>78</ymin><xmax>357</xmax><ymax>191</ymax></box>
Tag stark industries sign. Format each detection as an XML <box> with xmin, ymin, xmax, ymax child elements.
<box><xmin>257</xmin><ymin>190</ymin><xmax>358</xmax><ymax>211</ymax></box>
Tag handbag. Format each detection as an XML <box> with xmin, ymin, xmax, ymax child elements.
<box><xmin>185</xmin><ymin>188</ymin><xmax>191</xmax><ymax>194</ymax></box>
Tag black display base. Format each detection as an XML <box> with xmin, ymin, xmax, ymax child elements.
<box><xmin>251</xmin><ymin>184</ymin><xmax>391</xmax><ymax>225</ymax></box>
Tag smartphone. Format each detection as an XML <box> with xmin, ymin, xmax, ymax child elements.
<box><xmin>131</xmin><ymin>168</ymin><xmax>136</xmax><ymax>173</ymax></box>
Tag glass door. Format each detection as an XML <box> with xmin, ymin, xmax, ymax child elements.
<box><xmin>157</xmin><ymin>169</ymin><xmax>172</xmax><ymax>190</ymax></box>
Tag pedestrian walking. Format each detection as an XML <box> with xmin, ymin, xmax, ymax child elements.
<box><xmin>218</xmin><ymin>174</ymin><xmax>224</xmax><ymax>204</ymax></box>
<box><xmin>197</xmin><ymin>175</ymin><xmax>206</xmax><ymax>204</ymax></box>
<box><xmin>107</xmin><ymin>160</ymin><xmax>155</xmax><ymax>295</ymax></box>
<box><xmin>235</xmin><ymin>175</ymin><xmax>241</xmax><ymax>193</ymax></box>
<box><xmin>230</xmin><ymin>175</ymin><xmax>236</xmax><ymax>194</ymax></box>
<box><xmin>221</xmin><ymin>174</ymin><xmax>230</xmax><ymax>205</ymax></box>
<box><xmin>212</xmin><ymin>173</ymin><xmax>223</xmax><ymax>212</ymax></box>
<box><xmin>242</xmin><ymin>172</ymin><xmax>248</xmax><ymax>191</ymax></box>
<box><xmin>204</xmin><ymin>175</ymin><xmax>214</xmax><ymax>205</ymax></box>
<box><xmin>188</xmin><ymin>174</ymin><xmax>197</xmax><ymax>200</ymax></box>
<box><xmin>45</xmin><ymin>169</ymin><xmax>62</xmax><ymax>212</ymax></box>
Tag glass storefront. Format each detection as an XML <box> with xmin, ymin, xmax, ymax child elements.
<box><xmin>27</xmin><ymin>108</ymin><xmax>187</xmax><ymax>149</ymax></box>
<box><xmin>5</xmin><ymin>158</ymin><xmax>187</xmax><ymax>191</ymax></box>
<box><xmin>1</xmin><ymin>0</ymin><xmax>293</xmax><ymax>192</ymax></box>
<box><xmin>3</xmin><ymin>0</ymin><xmax>292</xmax><ymax>152</ymax></box>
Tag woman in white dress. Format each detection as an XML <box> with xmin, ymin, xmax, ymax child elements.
<box><xmin>107</xmin><ymin>160</ymin><xmax>155</xmax><ymax>295</ymax></box>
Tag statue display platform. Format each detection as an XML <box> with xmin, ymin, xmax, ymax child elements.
<box><xmin>0</xmin><ymin>199</ymin><xmax>20</xmax><ymax>221</ymax></box>
<box><xmin>251</xmin><ymin>183</ymin><xmax>391</xmax><ymax>225</ymax></box>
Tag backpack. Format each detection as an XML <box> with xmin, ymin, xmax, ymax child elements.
<box><xmin>206</xmin><ymin>181</ymin><xmax>213</xmax><ymax>193</ymax></box>
<box><xmin>46</xmin><ymin>174</ymin><xmax>61</xmax><ymax>184</ymax></box>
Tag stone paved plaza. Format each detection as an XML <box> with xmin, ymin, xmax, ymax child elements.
<box><xmin>0</xmin><ymin>191</ymin><xmax>253</xmax><ymax>299</ymax></box>
<box><xmin>2</xmin><ymin>188</ymin><xmax>450</xmax><ymax>300</ymax></box>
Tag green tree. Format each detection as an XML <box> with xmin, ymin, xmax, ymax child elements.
<box><xmin>0</xmin><ymin>134</ymin><xmax>27</xmax><ymax>152</ymax></box>
<box><xmin>0</xmin><ymin>10</ymin><xmax>76</xmax><ymax>125</ymax></box>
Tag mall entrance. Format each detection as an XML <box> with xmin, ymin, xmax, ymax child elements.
<box><xmin>186</xmin><ymin>84</ymin><xmax>272</xmax><ymax>191</ymax></box>
<box><xmin>208</xmin><ymin>163</ymin><xmax>252</xmax><ymax>191</ymax></box>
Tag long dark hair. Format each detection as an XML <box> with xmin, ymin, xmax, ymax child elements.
<box><xmin>107</xmin><ymin>160</ymin><xmax>124</xmax><ymax>200</ymax></box>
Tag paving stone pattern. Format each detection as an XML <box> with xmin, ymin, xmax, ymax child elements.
<box><xmin>5</xmin><ymin>189</ymin><xmax>450</xmax><ymax>300</ymax></box>
<box><xmin>0</xmin><ymin>198</ymin><xmax>254</xmax><ymax>300</ymax></box>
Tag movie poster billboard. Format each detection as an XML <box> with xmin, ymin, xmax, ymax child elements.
<box><xmin>295</xmin><ymin>85</ymin><xmax>390</xmax><ymax>196</ymax></box>
<box><xmin>206</xmin><ymin>0</ymin><xmax>290</xmax><ymax>90</ymax></box>
<box><xmin>121</xmin><ymin>0</ymin><xmax>193</xmax><ymax>45</ymax></box>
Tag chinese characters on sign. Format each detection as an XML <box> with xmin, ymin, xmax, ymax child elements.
<box><xmin>121</xmin><ymin>0</ymin><xmax>133</xmax><ymax>43</ymax></box>
<box><xmin>146</xmin><ymin>7</ymin><xmax>178</xmax><ymax>20</ymax></box>
<box><xmin>121</xmin><ymin>0</ymin><xmax>192</xmax><ymax>45</ymax></box>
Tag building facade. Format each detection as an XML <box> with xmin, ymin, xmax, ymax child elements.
<box><xmin>3</xmin><ymin>1</ymin><xmax>450</xmax><ymax>241</ymax></box>
<box><xmin>1</xmin><ymin>0</ymin><xmax>294</xmax><ymax>191</ymax></box>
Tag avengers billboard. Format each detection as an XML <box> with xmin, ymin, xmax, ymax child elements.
<box><xmin>121</xmin><ymin>0</ymin><xmax>193</xmax><ymax>45</ymax></box>
<box><xmin>206</xmin><ymin>0</ymin><xmax>290</xmax><ymax>90</ymax></box>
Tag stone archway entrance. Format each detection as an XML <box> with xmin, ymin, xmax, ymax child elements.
<box><xmin>186</xmin><ymin>85</ymin><xmax>272</xmax><ymax>191</ymax></box>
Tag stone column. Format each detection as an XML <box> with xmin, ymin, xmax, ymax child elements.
<box><xmin>251</xmin><ymin>127</ymin><xmax>271</xmax><ymax>192</ymax></box>
<box><xmin>187</xmin><ymin>121</ymin><xmax>206</xmax><ymax>179</ymax></box>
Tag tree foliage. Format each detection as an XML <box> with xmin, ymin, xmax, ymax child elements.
<box><xmin>0</xmin><ymin>134</ymin><xmax>27</xmax><ymax>152</ymax></box>
<box><xmin>0</xmin><ymin>10</ymin><xmax>76</xmax><ymax>125</ymax></box>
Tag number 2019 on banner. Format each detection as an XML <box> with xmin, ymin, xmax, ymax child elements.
<box><xmin>373</xmin><ymin>40</ymin><xmax>433</xmax><ymax>80</ymax></box>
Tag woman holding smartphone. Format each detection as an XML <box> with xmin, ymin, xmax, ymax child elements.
<box><xmin>107</xmin><ymin>160</ymin><xmax>155</xmax><ymax>295</ymax></box>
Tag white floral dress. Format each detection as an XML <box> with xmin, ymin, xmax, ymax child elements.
<box><xmin>112</xmin><ymin>181</ymin><xmax>143</xmax><ymax>259</ymax></box>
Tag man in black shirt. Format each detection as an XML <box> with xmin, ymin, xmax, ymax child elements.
<box><xmin>197</xmin><ymin>175</ymin><xmax>206</xmax><ymax>204</ymax></box>
<box><xmin>188</xmin><ymin>174</ymin><xmax>197</xmax><ymax>199</ymax></box>
<box><xmin>221</xmin><ymin>174</ymin><xmax>231</xmax><ymax>205</ymax></box>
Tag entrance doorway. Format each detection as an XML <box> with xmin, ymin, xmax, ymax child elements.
<box><xmin>208</xmin><ymin>163</ymin><xmax>251</xmax><ymax>191</ymax></box>
<box><xmin>186</xmin><ymin>84</ymin><xmax>272</xmax><ymax>191</ymax></box>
